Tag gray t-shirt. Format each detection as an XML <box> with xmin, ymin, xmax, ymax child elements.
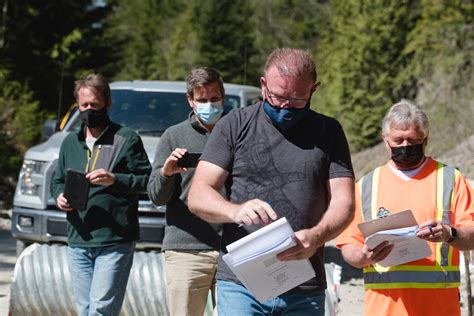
<box><xmin>201</xmin><ymin>102</ymin><xmax>354</xmax><ymax>291</ymax></box>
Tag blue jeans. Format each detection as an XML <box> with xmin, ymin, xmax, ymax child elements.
<box><xmin>217</xmin><ymin>280</ymin><xmax>325</xmax><ymax>315</ymax></box>
<box><xmin>68</xmin><ymin>242</ymin><xmax>136</xmax><ymax>316</ymax></box>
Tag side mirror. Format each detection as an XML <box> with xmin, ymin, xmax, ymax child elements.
<box><xmin>42</xmin><ymin>119</ymin><xmax>58</xmax><ymax>141</ymax></box>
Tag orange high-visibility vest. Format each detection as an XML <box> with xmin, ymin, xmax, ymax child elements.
<box><xmin>360</xmin><ymin>162</ymin><xmax>461</xmax><ymax>289</ymax></box>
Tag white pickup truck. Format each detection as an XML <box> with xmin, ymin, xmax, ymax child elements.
<box><xmin>11</xmin><ymin>80</ymin><xmax>261</xmax><ymax>255</ymax></box>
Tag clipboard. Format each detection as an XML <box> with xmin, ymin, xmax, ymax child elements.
<box><xmin>357</xmin><ymin>209</ymin><xmax>417</xmax><ymax>237</ymax></box>
<box><xmin>64</xmin><ymin>169</ymin><xmax>90</xmax><ymax>210</ymax></box>
<box><xmin>357</xmin><ymin>209</ymin><xmax>432</xmax><ymax>267</ymax></box>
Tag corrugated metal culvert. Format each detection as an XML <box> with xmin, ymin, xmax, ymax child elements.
<box><xmin>10</xmin><ymin>244</ymin><xmax>76</xmax><ymax>315</ymax></box>
<box><xmin>121</xmin><ymin>250</ymin><xmax>169</xmax><ymax>315</ymax></box>
<box><xmin>10</xmin><ymin>244</ymin><xmax>171</xmax><ymax>316</ymax></box>
<box><xmin>10</xmin><ymin>243</ymin><xmax>338</xmax><ymax>315</ymax></box>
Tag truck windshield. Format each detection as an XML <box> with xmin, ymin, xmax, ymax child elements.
<box><xmin>109</xmin><ymin>90</ymin><xmax>189</xmax><ymax>136</ymax></box>
<box><xmin>67</xmin><ymin>89</ymin><xmax>241</xmax><ymax>136</ymax></box>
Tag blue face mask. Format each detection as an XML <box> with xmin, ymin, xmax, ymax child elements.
<box><xmin>263</xmin><ymin>101</ymin><xmax>309</xmax><ymax>131</ymax></box>
<box><xmin>195</xmin><ymin>101</ymin><xmax>224</xmax><ymax>125</ymax></box>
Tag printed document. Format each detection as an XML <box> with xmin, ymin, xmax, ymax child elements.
<box><xmin>358</xmin><ymin>210</ymin><xmax>432</xmax><ymax>267</ymax></box>
<box><xmin>223</xmin><ymin>217</ymin><xmax>315</xmax><ymax>302</ymax></box>
<box><xmin>364</xmin><ymin>225</ymin><xmax>432</xmax><ymax>267</ymax></box>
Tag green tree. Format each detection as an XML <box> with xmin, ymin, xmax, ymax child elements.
<box><xmin>0</xmin><ymin>69</ymin><xmax>45</xmax><ymax>199</ymax></box>
<box><xmin>193</xmin><ymin>0</ymin><xmax>255</xmax><ymax>84</ymax></box>
<box><xmin>0</xmin><ymin>0</ymin><xmax>107</xmax><ymax>202</ymax></box>
<box><xmin>1</xmin><ymin>1</ymin><xmax>111</xmax><ymax>115</ymax></box>
<box><xmin>104</xmin><ymin>0</ymin><xmax>257</xmax><ymax>83</ymax></box>
<box><xmin>166</xmin><ymin>2</ymin><xmax>200</xmax><ymax>80</ymax></box>
<box><xmin>103</xmin><ymin>0</ymin><xmax>187</xmax><ymax>80</ymax></box>
<box><xmin>102</xmin><ymin>0</ymin><xmax>331</xmax><ymax>86</ymax></box>
<box><xmin>318</xmin><ymin>0</ymin><xmax>420</xmax><ymax>151</ymax></box>
<box><xmin>404</xmin><ymin>0</ymin><xmax>474</xmax><ymax>157</ymax></box>
<box><xmin>250</xmin><ymin>0</ymin><xmax>331</xmax><ymax>85</ymax></box>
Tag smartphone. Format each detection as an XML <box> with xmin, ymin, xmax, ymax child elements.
<box><xmin>177</xmin><ymin>152</ymin><xmax>201</xmax><ymax>168</ymax></box>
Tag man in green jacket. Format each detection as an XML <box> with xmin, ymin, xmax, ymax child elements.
<box><xmin>51</xmin><ymin>73</ymin><xmax>151</xmax><ymax>316</ymax></box>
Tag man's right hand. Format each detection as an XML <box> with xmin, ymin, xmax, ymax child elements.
<box><xmin>233</xmin><ymin>199</ymin><xmax>277</xmax><ymax>226</ymax></box>
<box><xmin>56</xmin><ymin>193</ymin><xmax>74</xmax><ymax>211</ymax></box>
<box><xmin>160</xmin><ymin>148</ymin><xmax>188</xmax><ymax>177</ymax></box>
<box><xmin>361</xmin><ymin>241</ymin><xmax>394</xmax><ymax>266</ymax></box>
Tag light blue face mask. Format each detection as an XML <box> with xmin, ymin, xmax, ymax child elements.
<box><xmin>195</xmin><ymin>101</ymin><xmax>224</xmax><ymax>125</ymax></box>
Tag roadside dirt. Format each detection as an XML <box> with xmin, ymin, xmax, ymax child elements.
<box><xmin>0</xmin><ymin>215</ymin><xmax>15</xmax><ymax>316</ymax></box>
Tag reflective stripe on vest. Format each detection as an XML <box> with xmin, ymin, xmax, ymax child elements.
<box><xmin>360</xmin><ymin>162</ymin><xmax>461</xmax><ymax>289</ymax></box>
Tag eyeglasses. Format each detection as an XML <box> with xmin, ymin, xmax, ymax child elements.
<box><xmin>265</xmin><ymin>82</ymin><xmax>320</xmax><ymax>108</ymax></box>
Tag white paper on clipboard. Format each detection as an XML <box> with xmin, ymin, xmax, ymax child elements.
<box><xmin>357</xmin><ymin>210</ymin><xmax>432</xmax><ymax>267</ymax></box>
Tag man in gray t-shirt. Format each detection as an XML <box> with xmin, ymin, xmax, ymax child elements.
<box><xmin>188</xmin><ymin>48</ymin><xmax>355</xmax><ymax>316</ymax></box>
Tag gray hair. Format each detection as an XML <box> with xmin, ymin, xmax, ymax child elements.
<box><xmin>382</xmin><ymin>99</ymin><xmax>429</xmax><ymax>137</ymax></box>
<box><xmin>74</xmin><ymin>73</ymin><xmax>111</xmax><ymax>105</ymax></box>
<box><xmin>264</xmin><ymin>48</ymin><xmax>317</xmax><ymax>82</ymax></box>
<box><xmin>186</xmin><ymin>67</ymin><xmax>225</xmax><ymax>99</ymax></box>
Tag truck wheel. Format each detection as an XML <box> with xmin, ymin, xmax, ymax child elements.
<box><xmin>16</xmin><ymin>240</ymin><xmax>31</xmax><ymax>257</ymax></box>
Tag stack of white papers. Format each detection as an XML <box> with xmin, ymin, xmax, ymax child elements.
<box><xmin>365</xmin><ymin>225</ymin><xmax>432</xmax><ymax>267</ymax></box>
<box><xmin>223</xmin><ymin>217</ymin><xmax>315</xmax><ymax>302</ymax></box>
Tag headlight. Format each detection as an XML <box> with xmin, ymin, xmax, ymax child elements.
<box><xmin>19</xmin><ymin>159</ymin><xmax>45</xmax><ymax>196</ymax></box>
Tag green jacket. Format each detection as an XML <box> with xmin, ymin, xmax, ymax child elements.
<box><xmin>51</xmin><ymin>120</ymin><xmax>151</xmax><ymax>247</ymax></box>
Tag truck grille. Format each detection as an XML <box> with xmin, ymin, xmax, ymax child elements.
<box><xmin>46</xmin><ymin>214</ymin><xmax>165</xmax><ymax>243</ymax></box>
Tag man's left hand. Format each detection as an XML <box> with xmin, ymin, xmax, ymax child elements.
<box><xmin>86</xmin><ymin>168</ymin><xmax>115</xmax><ymax>186</ymax></box>
<box><xmin>416</xmin><ymin>220</ymin><xmax>451</xmax><ymax>243</ymax></box>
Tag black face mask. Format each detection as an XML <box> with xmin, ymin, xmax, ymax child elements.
<box><xmin>79</xmin><ymin>107</ymin><xmax>108</xmax><ymax>128</ymax></box>
<box><xmin>390</xmin><ymin>142</ymin><xmax>425</xmax><ymax>169</ymax></box>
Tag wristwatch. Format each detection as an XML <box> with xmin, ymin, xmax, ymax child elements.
<box><xmin>447</xmin><ymin>226</ymin><xmax>458</xmax><ymax>243</ymax></box>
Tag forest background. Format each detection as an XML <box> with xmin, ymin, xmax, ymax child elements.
<box><xmin>0</xmin><ymin>0</ymin><xmax>472</xmax><ymax>206</ymax></box>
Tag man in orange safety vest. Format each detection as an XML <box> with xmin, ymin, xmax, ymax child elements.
<box><xmin>336</xmin><ymin>99</ymin><xmax>474</xmax><ymax>315</ymax></box>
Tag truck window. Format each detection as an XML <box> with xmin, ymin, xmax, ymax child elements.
<box><xmin>224</xmin><ymin>96</ymin><xmax>240</xmax><ymax>114</ymax></box>
<box><xmin>67</xmin><ymin>90</ymin><xmax>242</xmax><ymax>135</ymax></box>
<box><xmin>110</xmin><ymin>90</ymin><xmax>189</xmax><ymax>136</ymax></box>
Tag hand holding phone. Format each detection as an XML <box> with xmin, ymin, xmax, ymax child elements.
<box><xmin>177</xmin><ymin>152</ymin><xmax>201</xmax><ymax>168</ymax></box>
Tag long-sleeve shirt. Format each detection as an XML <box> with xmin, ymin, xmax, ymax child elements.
<box><xmin>147</xmin><ymin>113</ymin><xmax>221</xmax><ymax>251</ymax></box>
